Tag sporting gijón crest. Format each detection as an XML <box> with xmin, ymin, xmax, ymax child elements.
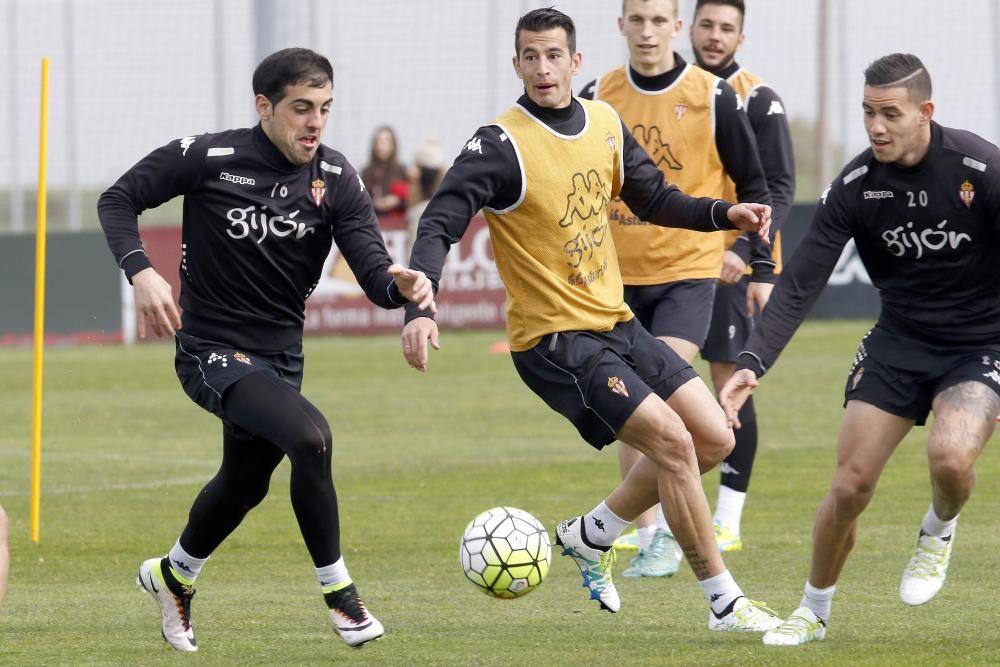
<box><xmin>608</xmin><ymin>376</ymin><xmax>629</xmax><ymax>398</ymax></box>
<box><xmin>311</xmin><ymin>178</ymin><xmax>326</xmax><ymax>207</ymax></box>
<box><xmin>959</xmin><ymin>180</ymin><xmax>975</xmax><ymax>208</ymax></box>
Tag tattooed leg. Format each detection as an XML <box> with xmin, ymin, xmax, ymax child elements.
<box><xmin>927</xmin><ymin>382</ymin><xmax>999</xmax><ymax>518</ymax></box>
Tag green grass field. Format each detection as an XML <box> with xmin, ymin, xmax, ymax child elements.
<box><xmin>1</xmin><ymin>321</ymin><xmax>997</xmax><ymax>665</ymax></box>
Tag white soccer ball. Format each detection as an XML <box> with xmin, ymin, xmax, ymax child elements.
<box><xmin>459</xmin><ymin>506</ymin><xmax>552</xmax><ymax>598</ymax></box>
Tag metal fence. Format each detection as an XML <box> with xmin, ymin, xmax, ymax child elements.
<box><xmin>2</xmin><ymin>0</ymin><xmax>998</xmax><ymax>232</ymax></box>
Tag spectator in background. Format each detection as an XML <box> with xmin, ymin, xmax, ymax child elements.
<box><xmin>361</xmin><ymin>126</ymin><xmax>409</xmax><ymax>215</ymax></box>
<box><xmin>406</xmin><ymin>136</ymin><xmax>447</xmax><ymax>254</ymax></box>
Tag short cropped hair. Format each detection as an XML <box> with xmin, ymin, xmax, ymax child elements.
<box><xmin>252</xmin><ymin>48</ymin><xmax>333</xmax><ymax>105</ymax></box>
<box><xmin>622</xmin><ymin>0</ymin><xmax>679</xmax><ymax>20</ymax></box>
<box><xmin>864</xmin><ymin>53</ymin><xmax>932</xmax><ymax>103</ymax></box>
<box><xmin>515</xmin><ymin>7</ymin><xmax>576</xmax><ymax>55</ymax></box>
<box><xmin>694</xmin><ymin>0</ymin><xmax>745</xmax><ymax>24</ymax></box>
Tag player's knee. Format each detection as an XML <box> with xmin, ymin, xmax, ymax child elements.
<box><xmin>285</xmin><ymin>422</ymin><xmax>333</xmax><ymax>464</ymax></box>
<box><xmin>928</xmin><ymin>453</ymin><xmax>976</xmax><ymax>489</ymax></box>
<box><xmin>645</xmin><ymin>428</ymin><xmax>696</xmax><ymax>474</ymax></box>
<box><xmin>830</xmin><ymin>475</ymin><xmax>875</xmax><ymax>517</ymax></box>
<box><xmin>236</xmin><ymin>479</ymin><xmax>272</xmax><ymax>510</ymax></box>
<box><xmin>698</xmin><ymin>427</ymin><xmax>735</xmax><ymax>469</ymax></box>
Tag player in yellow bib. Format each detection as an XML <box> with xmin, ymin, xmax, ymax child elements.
<box><xmin>579</xmin><ymin>0</ymin><xmax>773</xmax><ymax>574</ymax></box>
<box><xmin>691</xmin><ymin>0</ymin><xmax>796</xmax><ymax>553</ymax></box>
<box><xmin>402</xmin><ymin>7</ymin><xmax>783</xmax><ymax>632</ymax></box>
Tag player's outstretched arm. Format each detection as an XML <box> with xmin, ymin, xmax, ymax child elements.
<box><xmin>719</xmin><ymin>368</ymin><xmax>760</xmax><ymax>429</ymax></box>
<box><xmin>746</xmin><ymin>281</ymin><xmax>774</xmax><ymax>317</ymax></box>
<box><xmin>727</xmin><ymin>202</ymin><xmax>772</xmax><ymax>245</ymax></box>
<box><xmin>401</xmin><ymin>317</ymin><xmax>440</xmax><ymax>373</ymax></box>
<box><xmin>131</xmin><ymin>267</ymin><xmax>182</xmax><ymax>339</ymax></box>
<box><xmin>388</xmin><ymin>264</ymin><xmax>436</xmax><ymax>314</ymax></box>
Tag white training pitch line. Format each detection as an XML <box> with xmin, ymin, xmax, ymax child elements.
<box><xmin>0</xmin><ymin>475</ymin><xmax>213</xmax><ymax>498</ymax></box>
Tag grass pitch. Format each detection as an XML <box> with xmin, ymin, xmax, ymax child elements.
<box><xmin>0</xmin><ymin>321</ymin><xmax>997</xmax><ymax>665</ymax></box>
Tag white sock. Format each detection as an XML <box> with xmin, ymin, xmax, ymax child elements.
<box><xmin>316</xmin><ymin>557</ymin><xmax>351</xmax><ymax>593</ymax></box>
<box><xmin>167</xmin><ymin>540</ymin><xmax>208</xmax><ymax>584</ymax></box>
<box><xmin>582</xmin><ymin>501</ymin><xmax>630</xmax><ymax>548</ymax></box>
<box><xmin>637</xmin><ymin>525</ymin><xmax>657</xmax><ymax>550</ymax></box>
<box><xmin>921</xmin><ymin>503</ymin><xmax>958</xmax><ymax>538</ymax></box>
<box><xmin>654</xmin><ymin>505</ymin><xmax>672</xmax><ymax>535</ymax></box>
<box><xmin>800</xmin><ymin>582</ymin><xmax>835</xmax><ymax>623</ymax></box>
<box><xmin>714</xmin><ymin>486</ymin><xmax>747</xmax><ymax>533</ymax></box>
<box><xmin>699</xmin><ymin>569</ymin><xmax>744</xmax><ymax>616</ymax></box>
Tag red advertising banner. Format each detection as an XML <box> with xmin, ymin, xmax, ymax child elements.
<box><xmin>137</xmin><ymin>214</ymin><xmax>506</xmax><ymax>339</ymax></box>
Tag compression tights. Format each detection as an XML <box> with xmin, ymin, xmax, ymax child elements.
<box><xmin>178</xmin><ymin>370</ymin><xmax>341</xmax><ymax>567</ymax></box>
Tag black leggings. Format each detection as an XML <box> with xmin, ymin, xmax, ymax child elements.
<box><xmin>179</xmin><ymin>371</ymin><xmax>341</xmax><ymax>567</ymax></box>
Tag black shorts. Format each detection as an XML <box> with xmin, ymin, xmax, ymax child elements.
<box><xmin>175</xmin><ymin>329</ymin><xmax>304</xmax><ymax>432</ymax></box>
<box><xmin>702</xmin><ymin>276</ymin><xmax>753</xmax><ymax>363</ymax></box>
<box><xmin>845</xmin><ymin>325</ymin><xmax>1000</xmax><ymax>426</ymax></box>
<box><xmin>511</xmin><ymin>318</ymin><xmax>698</xmax><ymax>449</ymax></box>
<box><xmin>623</xmin><ymin>279</ymin><xmax>716</xmax><ymax>348</ymax></box>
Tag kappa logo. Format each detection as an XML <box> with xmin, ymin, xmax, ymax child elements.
<box><xmin>357</xmin><ymin>174</ymin><xmax>366</xmax><ymax>192</ymax></box>
<box><xmin>766</xmin><ymin>100</ymin><xmax>785</xmax><ymax>115</ymax></box>
<box><xmin>592</xmin><ymin>517</ymin><xmax>606</xmax><ymax>532</ymax></box>
<box><xmin>819</xmin><ymin>183</ymin><xmax>832</xmax><ymax>205</ymax></box>
<box><xmin>605</xmin><ymin>132</ymin><xmax>616</xmax><ymax>152</ymax></box>
<box><xmin>465</xmin><ymin>137</ymin><xmax>483</xmax><ymax>154</ymax></box>
<box><xmin>632</xmin><ymin>124</ymin><xmax>682</xmax><ymax>170</ymax></box>
<box><xmin>959</xmin><ymin>180</ymin><xmax>975</xmax><ymax>208</ymax></box>
<box><xmin>673</xmin><ymin>104</ymin><xmax>687</xmax><ymax>120</ymax></box>
<box><xmin>559</xmin><ymin>170</ymin><xmax>611</xmax><ymax>228</ymax></box>
<box><xmin>983</xmin><ymin>369</ymin><xmax>1000</xmax><ymax>386</ymax></box>
<box><xmin>310</xmin><ymin>178</ymin><xmax>326</xmax><ymax>207</ymax></box>
<box><xmin>219</xmin><ymin>171</ymin><xmax>256</xmax><ymax>186</ymax></box>
<box><xmin>173</xmin><ymin>560</ymin><xmax>194</xmax><ymax>574</ymax></box>
<box><xmin>233</xmin><ymin>352</ymin><xmax>252</xmax><ymax>365</ymax></box>
<box><xmin>719</xmin><ymin>462</ymin><xmax>740</xmax><ymax>475</ymax></box>
<box><xmin>207</xmin><ymin>352</ymin><xmax>228</xmax><ymax>368</ymax></box>
<box><xmin>608</xmin><ymin>376</ymin><xmax>629</xmax><ymax>398</ymax></box>
<box><xmin>180</xmin><ymin>136</ymin><xmax>196</xmax><ymax>156</ymax></box>
<box><xmin>864</xmin><ymin>190</ymin><xmax>894</xmax><ymax>199</ymax></box>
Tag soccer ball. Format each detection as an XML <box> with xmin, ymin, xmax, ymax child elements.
<box><xmin>459</xmin><ymin>506</ymin><xmax>551</xmax><ymax>598</ymax></box>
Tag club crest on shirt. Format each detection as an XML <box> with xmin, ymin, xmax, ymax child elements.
<box><xmin>673</xmin><ymin>104</ymin><xmax>687</xmax><ymax>120</ymax></box>
<box><xmin>959</xmin><ymin>180</ymin><xmax>975</xmax><ymax>208</ymax></box>
<box><xmin>311</xmin><ymin>178</ymin><xmax>326</xmax><ymax>207</ymax></box>
<box><xmin>233</xmin><ymin>352</ymin><xmax>252</xmax><ymax>366</ymax></box>
<box><xmin>608</xmin><ymin>376</ymin><xmax>629</xmax><ymax>398</ymax></box>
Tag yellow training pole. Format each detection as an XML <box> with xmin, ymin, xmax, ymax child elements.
<box><xmin>30</xmin><ymin>57</ymin><xmax>50</xmax><ymax>543</ymax></box>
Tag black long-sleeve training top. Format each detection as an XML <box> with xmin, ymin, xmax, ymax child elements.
<box><xmin>715</xmin><ymin>59</ymin><xmax>796</xmax><ymax>253</ymax></box>
<box><xmin>739</xmin><ymin>122</ymin><xmax>1000</xmax><ymax>377</ymax></box>
<box><xmin>98</xmin><ymin>125</ymin><xmax>405</xmax><ymax>352</ymax></box>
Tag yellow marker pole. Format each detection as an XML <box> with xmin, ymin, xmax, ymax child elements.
<box><xmin>30</xmin><ymin>57</ymin><xmax>50</xmax><ymax>543</ymax></box>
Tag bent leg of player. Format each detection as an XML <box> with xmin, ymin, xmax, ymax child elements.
<box><xmin>615</xmin><ymin>389</ymin><xmax>780</xmax><ymax>632</ymax></box>
<box><xmin>765</xmin><ymin>401</ymin><xmax>912</xmax><ymax>645</ymax></box>
<box><xmin>135</xmin><ymin>425</ymin><xmax>284</xmax><ymax>652</ymax></box>
<box><xmin>901</xmin><ymin>380</ymin><xmax>997</xmax><ymax>605</ymax></box>
<box><xmin>223</xmin><ymin>372</ymin><xmax>384</xmax><ymax>647</ymax></box>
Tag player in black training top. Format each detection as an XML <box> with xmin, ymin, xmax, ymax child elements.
<box><xmin>690</xmin><ymin>0</ymin><xmax>796</xmax><ymax>553</ymax></box>
<box><xmin>720</xmin><ymin>53</ymin><xmax>1000</xmax><ymax>646</ymax></box>
<box><xmin>98</xmin><ymin>48</ymin><xmax>434</xmax><ymax>652</ymax></box>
